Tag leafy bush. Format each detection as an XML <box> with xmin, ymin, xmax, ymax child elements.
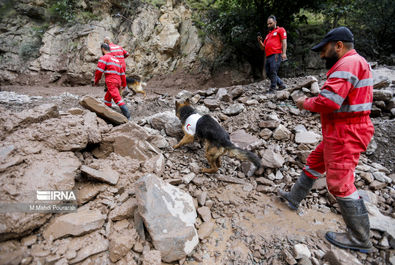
<box><xmin>48</xmin><ymin>0</ymin><xmax>77</xmax><ymax>23</ymax></box>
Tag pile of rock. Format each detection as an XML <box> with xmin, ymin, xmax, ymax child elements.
<box><xmin>0</xmin><ymin>73</ymin><xmax>394</xmax><ymax>264</ymax></box>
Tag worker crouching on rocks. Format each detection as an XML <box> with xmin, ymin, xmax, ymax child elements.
<box><xmin>278</xmin><ymin>27</ymin><xmax>375</xmax><ymax>253</ymax></box>
<box><xmin>94</xmin><ymin>43</ymin><xmax>131</xmax><ymax>120</ymax></box>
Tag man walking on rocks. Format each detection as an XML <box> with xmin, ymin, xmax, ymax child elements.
<box><xmin>257</xmin><ymin>15</ymin><xmax>287</xmax><ymax>92</ymax></box>
<box><xmin>278</xmin><ymin>27</ymin><xmax>374</xmax><ymax>253</ymax></box>
<box><xmin>94</xmin><ymin>43</ymin><xmax>131</xmax><ymax>120</ymax></box>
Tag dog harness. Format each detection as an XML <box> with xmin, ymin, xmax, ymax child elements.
<box><xmin>183</xmin><ymin>113</ymin><xmax>201</xmax><ymax>136</ymax></box>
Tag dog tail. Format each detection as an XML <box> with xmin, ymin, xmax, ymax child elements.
<box><xmin>226</xmin><ymin>145</ymin><xmax>261</xmax><ymax>169</ymax></box>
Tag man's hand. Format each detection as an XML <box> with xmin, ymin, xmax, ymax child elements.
<box><xmin>296</xmin><ymin>96</ymin><xmax>307</xmax><ymax>110</ymax></box>
<box><xmin>257</xmin><ymin>36</ymin><xmax>263</xmax><ymax>42</ymax></box>
<box><xmin>281</xmin><ymin>53</ymin><xmax>287</xmax><ymax>61</ymax></box>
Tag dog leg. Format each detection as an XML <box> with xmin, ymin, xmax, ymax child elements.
<box><xmin>173</xmin><ymin>134</ymin><xmax>194</xmax><ymax>149</ymax></box>
<box><xmin>201</xmin><ymin>146</ymin><xmax>219</xmax><ymax>173</ymax></box>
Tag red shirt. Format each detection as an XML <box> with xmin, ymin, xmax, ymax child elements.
<box><xmin>303</xmin><ymin>49</ymin><xmax>373</xmax><ymax>126</ymax></box>
<box><xmin>94</xmin><ymin>54</ymin><xmax>126</xmax><ymax>87</ymax></box>
<box><xmin>109</xmin><ymin>43</ymin><xmax>128</xmax><ymax>67</ymax></box>
<box><xmin>263</xmin><ymin>26</ymin><xmax>287</xmax><ymax>57</ymax></box>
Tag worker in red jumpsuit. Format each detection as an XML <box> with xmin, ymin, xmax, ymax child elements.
<box><xmin>94</xmin><ymin>43</ymin><xmax>131</xmax><ymax>120</ymax></box>
<box><xmin>104</xmin><ymin>37</ymin><xmax>129</xmax><ymax>72</ymax></box>
<box><xmin>278</xmin><ymin>27</ymin><xmax>374</xmax><ymax>253</ymax></box>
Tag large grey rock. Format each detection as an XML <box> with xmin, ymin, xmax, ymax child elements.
<box><xmin>323</xmin><ymin>247</ymin><xmax>362</xmax><ymax>265</ymax></box>
<box><xmin>373</xmin><ymin>89</ymin><xmax>393</xmax><ymax>102</ymax></box>
<box><xmin>229</xmin><ymin>85</ymin><xmax>244</xmax><ymax>99</ymax></box>
<box><xmin>81</xmin><ymin>165</ymin><xmax>119</xmax><ymax>185</ymax></box>
<box><xmin>295</xmin><ymin>131</ymin><xmax>320</xmax><ymax>144</ymax></box>
<box><xmin>95</xmin><ymin>122</ymin><xmax>162</xmax><ymax>163</ymax></box>
<box><xmin>223</xmin><ymin>103</ymin><xmax>245</xmax><ymax>116</ymax></box>
<box><xmin>230</xmin><ymin>129</ymin><xmax>261</xmax><ymax>150</ymax></box>
<box><xmin>260</xmin><ymin>149</ymin><xmax>285</xmax><ymax>168</ymax></box>
<box><xmin>216</xmin><ymin>87</ymin><xmax>231</xmax><ymax>102</ymax></box>
<box><xmin>135</xmin><ymin>174</ymin><xmax>199</xmax><ymax>262</ymax></box>
<box><xmin>43</xmin><ymin>209</ymin><xmax>106</xmax><ymax>240</ymax></box>
<box><xmin>365</xmin><ymin>202</ymin><xmax>395</xmax><ymax>238</ymax></box>
<box><xmin>273</xmin><ymin>124</ymin><xmax>292</xmax><ymax>141</ymax></box>
<box><xmin>290</xmin><ymin>76</ymin><xmax>318</xmax><ymax>91</ymax></box>
<box><xmin>203</xmin><ymin>98</ymin><xmax>220</xmax><ymax>110</ymax></box>
<box><xmin>148</xmin><ymin>111</ymin><xmax>182</xmax><ymax>138</ymax></box>
<box><xmin>0</xmin><ymin>149</ymin><xmax>81</xmax><ymax>241</ymax></box>
<box><xmin>80</xmin><ymin>96</ymin><xmax>128</xmax><ymax>125</ymax></box>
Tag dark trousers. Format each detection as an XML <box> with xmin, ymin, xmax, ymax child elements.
<box><xmin>265</xmin><ymin>53</ymin><xmax>284</xmax><ymax>89</ymax></box>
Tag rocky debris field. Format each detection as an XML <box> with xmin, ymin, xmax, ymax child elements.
<box><xmin>0</xmin><ymin>69</ymin><xmax>394</xmax><ymax>265</ymax></box>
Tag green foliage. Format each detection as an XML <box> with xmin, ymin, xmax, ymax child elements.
<box><xmin>19</xmin><ymin>39</ymin><xmax>41</xmax><ymax>61</ymax></box>
<box><xmin>0</xmin><ymin>0</ymin><xmax>15</xmax><ymax>18</ymax></box>
<box><xmin>318</xmin><ymin>0</ymin><xmax>395</xmax><ymax>60</ymax></box>
<box><xmin>141</xmin><ymin>0</ymin><xmax>166</xmax><ymax>8</ymax></box>
<box><xmin>48</xmin><ymin>0</ymin><xmax>77</xmax><ymax>23</ymax></box>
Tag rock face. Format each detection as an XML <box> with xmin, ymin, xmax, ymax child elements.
<box><xmin>0</xmin><ymin>1</ymin><xmax>213</xmax><ymax>85</ymax></box>
<box><xmin>81</xmin><ymin>165</ymin><xmax>119</xmax><ymax>185</ymax></box>
<box><xmin>80</xmin><ymin>96</ymin><xmax>128</xmax><ymax>125</ymax></box>
<box><xmin>135</xmin><ymin>174</ymin><xmax>199</xmax><ymax>262</ymax></box>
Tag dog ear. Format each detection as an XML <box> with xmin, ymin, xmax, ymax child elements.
<box><xmin>175</xmin><ymin>100</ymin><xmax>180</xmax><ymax>110</ymax></box>
<box><xmin>185</xmin><ymin>98</ymin><xmax>190</xmax><ymax>105</ymax></box>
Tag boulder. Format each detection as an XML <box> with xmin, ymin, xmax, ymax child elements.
<box><xmin>43</xmin><ymin>209</ymin><xmax>106</xmax><ymax>240</ymax></box>
<box><xmin>68</xmin><ymin>231</ymin><xmax>109</xmax><ymax>264</ymax></box>
<box><xmin>295</xmin><ymin>131</ymin><xmax>320</xmax><ymax>144</ymax></box>
<box><xmin>12</xmin><ymin>103</ymin><xmax>59</xmax><ymax>131</ymax></box>
<box><xmin>135</xmin><ymin>174</ymin><xmax>199</xmax><ymax>262</ymax></box>
<box><xmin>373</xmin><ymin>89</ymin><xmax>393</xmax><ymax>102</ymax></box>
<box><xmin>273</xmin><ymin>124</ymin><xmax>292</xmax><ymax>141</ymax></box>
<box><xmin>365</xmin><ymin>202</ymin><xmax>395</xmax><ymax>238</ymax></box>
<box><xmin>222</xmin><ymin>103</ymin><xmax>245</xmax><ymax>116</ymax></box>
<box><xmin>230</xmin><ymin>130</ymin><xmax>261</xmax><ymax>150</ymax></box>
<box><xmin>323</xmin><ymin>247</ymin><xmax>362</xmax><ymax>265</ymax></box>
<box><xmin>203</xmin><ymin>98</ymin><xmax>220</xmax><ymax>110</ymax></box>
<box><xmin>260</xmin><ymin>149</ymin><xmax>285</xmax><ymax>168</ymax></box>
<box><xmin>229</xmin><ymin>85</ymin><xmax>244</xmax><ymax>99</ymax></box>
<box><xmin>373</xmin><ymin>75</ymin><xmax>390</xmax><ymax>89</ymax></box>
<box><xmin>81</xmin><ymin>165</ymin><xmax>119</xmax><ymax>185</ymax></box>
<box><xmin>290</xmin><ymin>76</ymin><xmax>318</xmax><ymax>92</ymax></box>
<box><xmin>79</xmin><ymin>96</ymin><xmax>128</xmax><ymax>125</ymax></box>
<box><xmin>216</xmin><ymin>87</ymin><xmax>231</xmax><ymax>102</ymax></box>
<box><xmin>0</xmin><ymin>149</ymin><xmax>80</xmax><ymax>241</ymax></box>
<box><xmin>148</xmin><ymin>111</ymin><xmax>182</xmax><ymax>138</ymax></box>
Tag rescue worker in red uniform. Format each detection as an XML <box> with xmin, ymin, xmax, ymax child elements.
<box><xmin>94</xmin><ymin>43</ymin><xmax>131</xmax><ymax>120</ymax></box>
<box><xmin>257</xmin><ymin>15</ymin><xmax>287</xmax><ymax>92</ymax></box>
<box><xmin>278</xmin><ymin>27</ymin><xmax>374</xmax><ymax>253</ymax></box>
<box><xmin>104</xmin><ymin>37</ymin><xmax>129</xmax><ymax>72</ymax></box>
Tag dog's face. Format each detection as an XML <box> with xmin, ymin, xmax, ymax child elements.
<box><xmin>175</xmin><ymin>99</ymin><xmax>190</xmax><ymax>119</ymax></box>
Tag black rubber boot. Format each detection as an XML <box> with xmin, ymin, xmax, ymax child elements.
<box><xmin>325</xmin><ymin>197</ymin><xmax>373</xmax><ymax>253</ymax></box>
<box><xmin>278</xmin><ymin>171</ymin><xmax>315</xmax><ymax>210</ymax></box>
<box><xmin>119</xmin><ymin>104</ymin><xmax>131</xmax><ymax>120</ymax></box>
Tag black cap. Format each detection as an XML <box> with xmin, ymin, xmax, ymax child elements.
<box><xmin>311</xmin><ymin>27</ymin><xmax>354</xmax><ymax>52</ymax></box>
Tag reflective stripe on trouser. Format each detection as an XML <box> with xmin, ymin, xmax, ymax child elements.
<box><xmin>303</xmin><ymin>121</ymin><xmax>374</xmax><ymax>197</ymax></box>
<box><xmin>104</xmin><ymin>81</ymin><xmax>125</xmax><ymax>107</ymax></box>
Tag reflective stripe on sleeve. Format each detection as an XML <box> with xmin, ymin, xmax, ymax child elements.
<box><xmin>320</xmin><ymin>89</ymin><xmax>344</xmax><ymax>106</ymax></box>
<box><xmin>329</xmin><ymin>71</ymin><xmax>373</xmax><ymax>88</ymax></box>
<box><xmin>114</xmin><ymin>55</ymin><xmax>124</xmax><ymax>58</ymax></box>
<box><xmin>96</xmin><ymin>67</ymin><xmax>104</xmax><ymax>72</ymax></box>
<box><xmin>116</xmin><ymin>99</ymin><xmax>124</xmax><ymax>105</ymax></box>
<box><xmin>335</xmin><ymin>102</ymin><xmax>372</xmax><ymax>113</ymax></box>
<box><xmin>111</xmin><ymin>49</ymin><xmax>123</xmax><ymax>52</ymax></box>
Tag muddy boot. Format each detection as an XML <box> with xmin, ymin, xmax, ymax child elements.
<box><xmin>325</xmin><ymin>197</ymin><xmax>373</xmax><ymax>253</ymax></box>
<box><xmin>119</xmin><ymin>104</ymin><xmax>131</xmax><ymax>120</ymax></box>
<box><xmin>278</xmin><ymin>171</ymin><xmax>315</xmax><ymax>210</ymax></box>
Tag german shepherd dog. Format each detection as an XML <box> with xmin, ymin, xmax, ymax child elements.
<box><xmin>173</xmin><ymin>99</ymin><xmax>262</xmax><ymax>174</ymax></box>
<box><xmin>124</xmin><ymin>76</ymin><xmax>147</xmax><ymax>97</ymax></box>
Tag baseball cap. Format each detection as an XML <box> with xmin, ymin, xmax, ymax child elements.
<box><xmin>311</xmin><ymin>27</ymin><xmax>354</xmax><ymax>52</ymax></box>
